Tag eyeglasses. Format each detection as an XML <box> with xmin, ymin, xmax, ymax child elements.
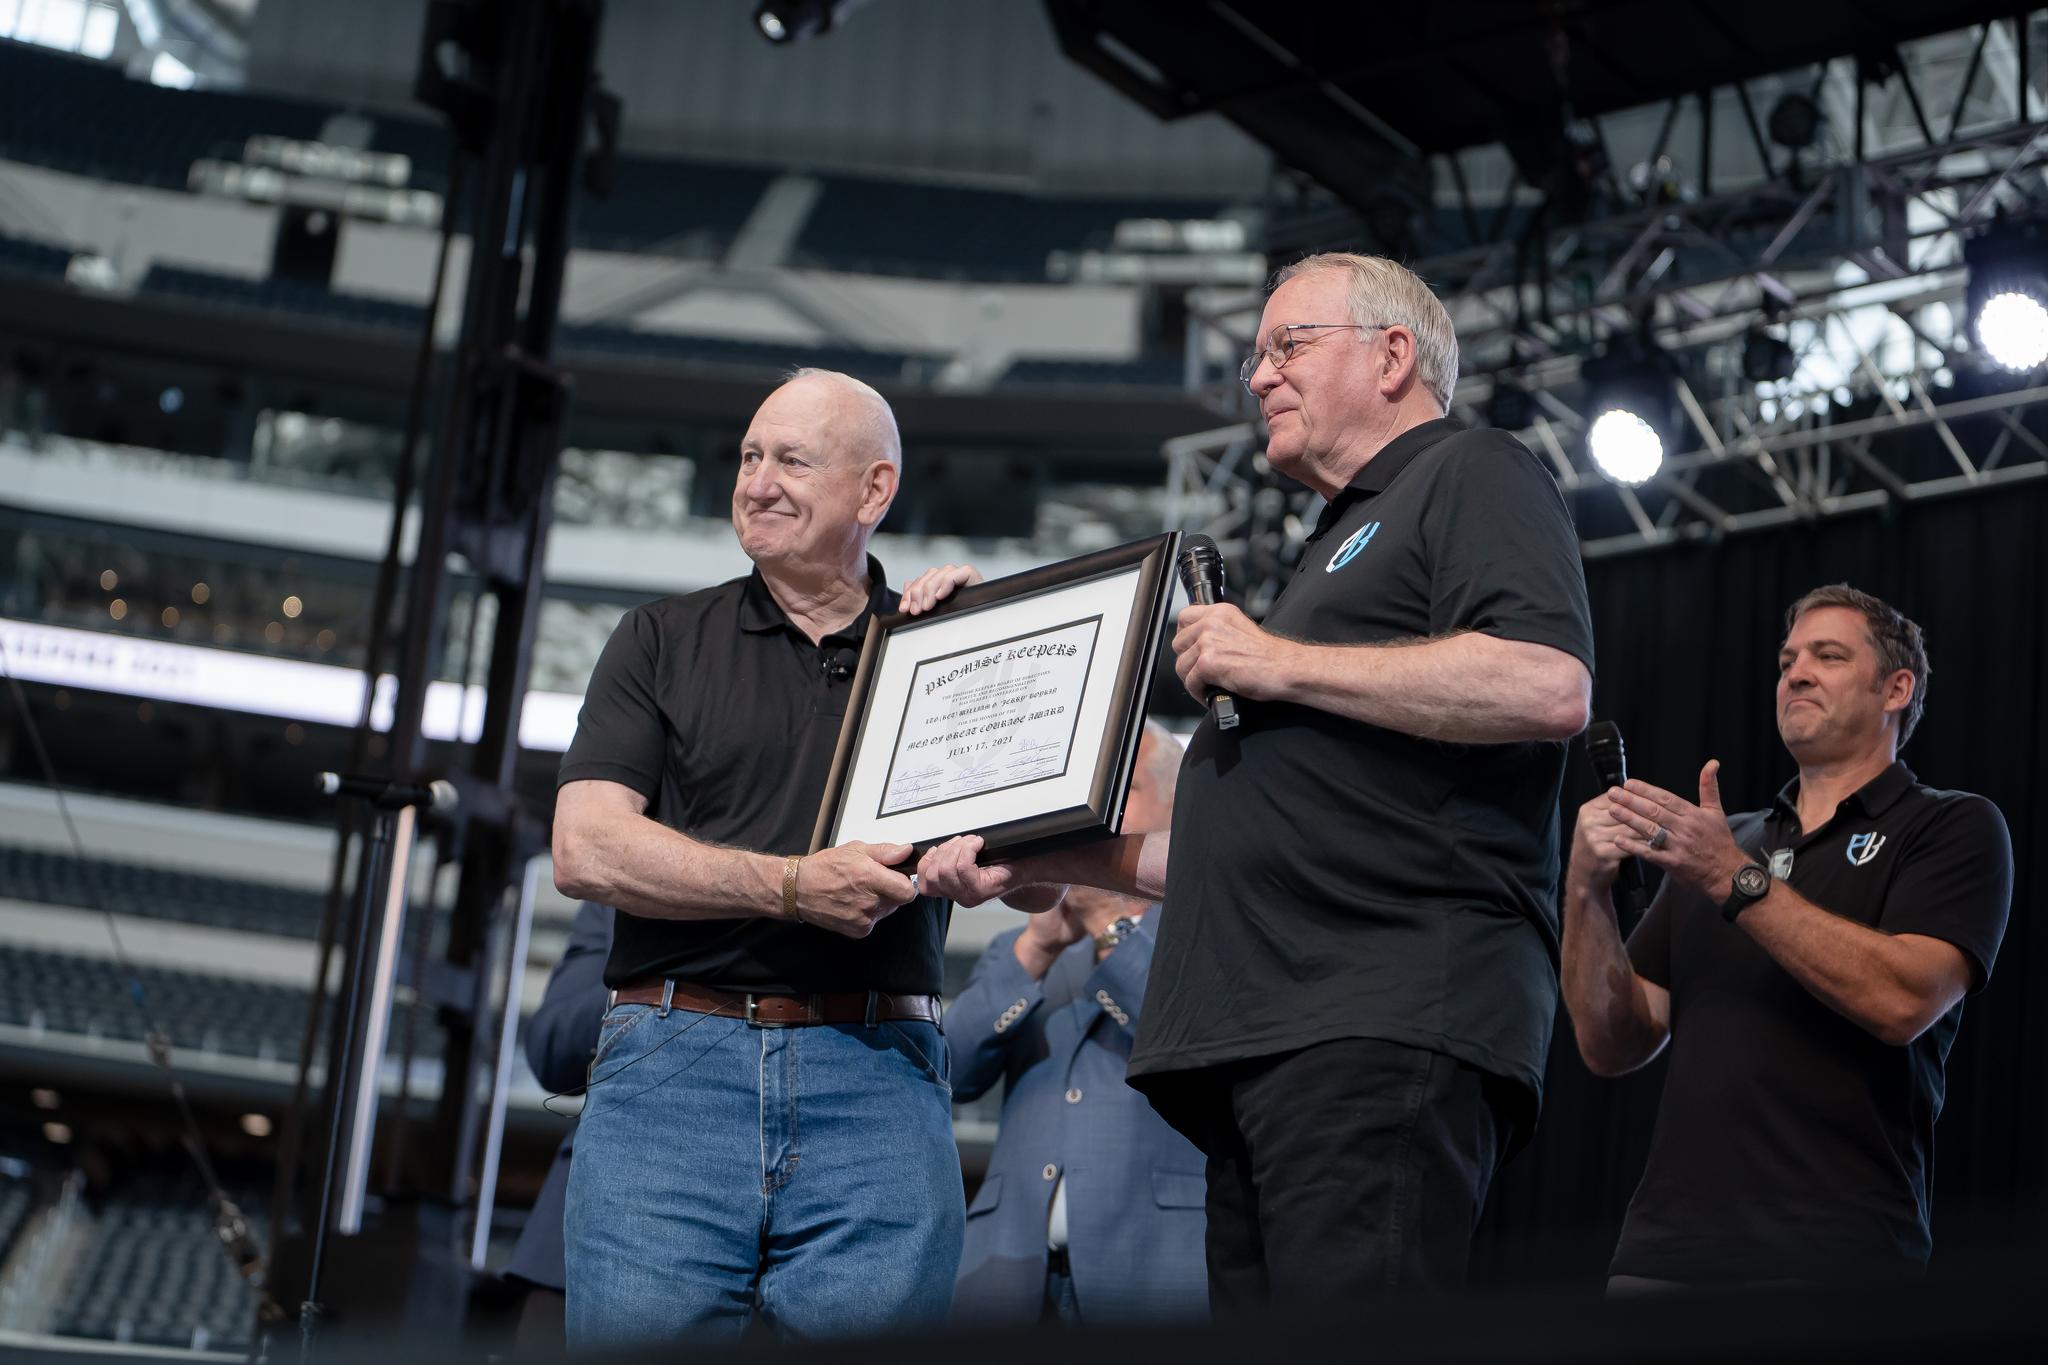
<box><xmin>1238</xmin><ymin>322</ymin><xmax>1389</xmax><ymax>392</ymax></box>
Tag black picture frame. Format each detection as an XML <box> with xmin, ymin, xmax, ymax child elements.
<box><xmin>810</xmin><ymin>532</ymin><xmax>1180</xmax><ymax>859</ymax></box>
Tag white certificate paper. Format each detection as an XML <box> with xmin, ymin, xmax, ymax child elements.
<box><xmin>825</xmin><ymin>563</ymin><xmax>1149</xmax><ymax>849</ymax></box>
<box><xmin>878</xmin><ymin>615</ymin><xmax>1102</xmax><ymax>817</ymax></box>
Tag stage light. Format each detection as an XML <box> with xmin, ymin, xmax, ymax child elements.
<box><xmin>1976</xmin><ymin>291</ymin><xmax>2048</xmax><ymax>372</ymax></box>
<box><xmin>1484</xmin><ymin>383</ymin><xmax>1537</xmax><ymax>432</ymax></box>
<box><xmin>1767</xmin><ymin>93</ymin><xmax>1823</xmax><ymax>151</ymax></box>
<box><xmin>753</xmin><ymin>0</ymin><xmax>870</xmax><ymax>45</ymax></box>
<box><xmin>1580</xmin><ymin>341</ymin><xmax>1678</xmax><ymax>485</ymax></box>
<box><xmin>1586</xmin><ymin>408</ymin><xmax>1664</xmax><ymax>485</ymax></box>
<box><xmin>1741</xmin><ymin>327</ymin><xmax>1797</xmax><ymax>384</ymax></box>
<box><xmin>1964</xmin><ymin>219</ymin><xmax>2048</xmax><ymax>374</ymax></box>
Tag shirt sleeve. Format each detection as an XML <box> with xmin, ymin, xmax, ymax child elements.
<box><xmin>1421</xmin><ymin>432</ymin><xmax>1596</xmax><ymax>673</ymax></box>
<box><xmin>1875</xmin><ymin>794</ymin><xmax>2014</xmax><ymax>992</ymax></box>
<box><xmin>557</xmin><ymin>606</ymin><xmax>666</xmax><ymax>798</ymax></box>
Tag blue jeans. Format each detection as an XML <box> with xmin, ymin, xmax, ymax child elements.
<box><xmin>563</xmin><ymin>1003</ymin><xmax>964</xmax><ymax>1346</ymax></box>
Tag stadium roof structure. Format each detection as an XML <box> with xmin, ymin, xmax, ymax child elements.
<box><xmin>1048</xmin><ymin>0</ymin><xmax>2026</xmax><ymax>214</ymax></box>
<box><xmin>1063</xmin><ymin>5</ymin><xmax>2048</xmax><ymax>590</ymax></box>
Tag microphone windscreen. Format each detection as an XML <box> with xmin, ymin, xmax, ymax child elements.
<box><xmin>1178</xmin><ymin>533</ymin><xmax>1224</xmax><ymax>596</ymax></box>
<box><xmin>1585</xmin><ymin>721</ymin><xmax>1626</xmax><ymax>787</ymax></box>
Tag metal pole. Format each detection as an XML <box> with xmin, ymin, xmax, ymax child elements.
<box><xmin>337</xmin><ymin>803</ymin><xmax>419</xmax><ymax>1236</ymax></box>
<box><xmin>469</xmin><ymin>856</ymin><xmax>542</xmax><ymax>1270</ymax></box>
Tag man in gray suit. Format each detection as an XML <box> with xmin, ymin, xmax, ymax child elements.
<box><xmin>502</xmin><ymin>900</ymin><xmax>613</xmax><ymax>1348</ymax></box>
<box><xmin>948</xmin><ymin>723</ymin><xmax>1205</xmax><ymax>1324</ymax></box>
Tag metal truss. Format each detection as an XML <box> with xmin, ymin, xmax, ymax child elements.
<box><xmin>1165</xmin><ymin>15</ymin><xmax>2048</xmax><ymax>605</ymax></box>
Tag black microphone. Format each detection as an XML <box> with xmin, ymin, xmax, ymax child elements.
<box><xmin>1584</xmin><ymin>722</ymin><xmax>1647</xmax><ymax>912</ymax></box>
<box><xmin>316</xmin><ymin>771</ymin><xmax>459</xmax><ymax>813</ymax></box>
<box><xmin>822</xmin><ymin>647</ymin><xmax>858</xmax><ymax>681</ymax></box>
<box><xmin>1175</xmin><ymin>533</ymin><xmax>1240</xmax><ymax>731</ymax></box>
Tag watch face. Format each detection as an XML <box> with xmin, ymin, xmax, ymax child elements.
<box><xmin>1734</xmin><ymin>864</ymin><xmax>1771</xmax><ymax>898</ymax></box>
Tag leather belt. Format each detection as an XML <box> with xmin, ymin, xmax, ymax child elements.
<box><xmin>608</xmin><ymin>979</ymin><xmax>940</xmax><ymax>1028</ymax></box>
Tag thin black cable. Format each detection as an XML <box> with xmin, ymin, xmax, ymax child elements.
<box><xmin>0</xmin><ymin>635</ymin><xmax>266</xmax><ymax>1291</ymax></box>
<box><xmin>537</xmin><ymin>1001</ymin><xmax>745</xmax><ymax>1119</ymax></box>
<box><xmin>532</xmin><ymin>987</ymin><xmax>956</xmax><ymax>1118</ymax></box>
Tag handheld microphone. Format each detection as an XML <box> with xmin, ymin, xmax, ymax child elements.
<box><xmin>316</xmin><ymin>771</ymin><xmax>459</xmax><ymax>813</ymax></box>
<box><xmin>1584</xmin><ymin>722</ymin><xmax>1647</xmax><ymax>912</ymax></box>
<box><xmin>822</xmin><ymin>647</ymin><xmax>858</xmax><ymax>681</ymax></box>
<box><xmin>1175</xmin><ymin>533</ymin><xmax>1240</xmax><ymax>731</ymax></box>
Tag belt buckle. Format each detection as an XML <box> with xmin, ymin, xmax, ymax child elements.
<box><xmin>744</xmin><ymin>993</ymin><xmax>824</xmax><ymax>1027</ymax></box>
<box><xmin>746</xmin><ymin>993</ymin><xmax>803</xmax><ymax>1028</ymax></box>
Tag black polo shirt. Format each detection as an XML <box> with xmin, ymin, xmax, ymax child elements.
<box><xmin>1614</xmin><ymin>761</ymin><xmax>2013</xmax><ymax>1282</ymax></box>
<box><xmin>557</xmin><ymin>556</ymin><xmax>949</xmax><ymax>993</ymax></box>
<box><xmin>1128</xmin><ymin>418</ymin><xmax>1596</xmax><ymax>1106</ymax></box>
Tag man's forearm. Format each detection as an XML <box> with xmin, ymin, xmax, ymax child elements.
<box><xmin>1003</xmin><ymin>883</ymin><xmax>1066</xmax><ymax>915</ymax></box>
<box><xmin>1013</xmin><ymin>831</ymin><xmax>1169</xmax><ymax>903</ymax></box>
<box><xmin>1560</xmin><ymin>876</ymin><xmax>1665</xmax><ymax>1075</ymax></box>
<box><xmin>1275</xmin><ymin>631</ymin><xmax>1589</xmax><ymax>744</ymax></box>
<box><xmin>557</xmin><ymin>812</ymin><xmax>783</xmax><ymax>923</ymax></box>
<box><xmin>1738</xmin><ymin>886</ymin><xmax>1960</xmax><ymax>1045</ymax></box>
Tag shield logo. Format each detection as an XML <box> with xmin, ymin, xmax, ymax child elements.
<box><xmin>1846</xmin><ymin>832</ymin><xmax>1886</xmax><ymax>867</ymax></box>
<box><xmin>1326</xmin><ymin>521</ymin><xmax>1381</xmax><ymax>573</ymax></box>
<box><xmin>1769</xmin><ymin>848</ymin><xmax>1795</xmax><ymax>880</ymax></box>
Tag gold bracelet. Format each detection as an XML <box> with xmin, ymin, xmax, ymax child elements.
<box><xmin>782</xmin><ymin>854</ymin><xmax>803</xmax><ymax>924</ymax></box>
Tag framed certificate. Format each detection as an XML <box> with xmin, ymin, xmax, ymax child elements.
<box><xmin>811</xmin><ymin>533</ymin><xmax>1180</xmax><ymax>858</ymax></box>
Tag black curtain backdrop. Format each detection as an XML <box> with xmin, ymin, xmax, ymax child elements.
<box><xmin>1474</xmin><ymin>476</ymin><xmax>2048</xmax><ymax>1287</ymax></box>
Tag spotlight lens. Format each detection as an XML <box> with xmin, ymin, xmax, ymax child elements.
<box><xmin>1977</xmin><ymin>290</ymin><xmax>2048</xmax><ymax>371</ymax></box>
<box><xmin>758</xmin><ymin>11</ymin><xmax>787</xmax><ymax>39</ymax></box>
<box><xmin>1588</xmin><ymin>408</ymin><xmax>1664</xmax><ymax>485</ymax></box>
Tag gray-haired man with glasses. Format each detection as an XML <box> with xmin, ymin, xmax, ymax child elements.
<box><xmin>919</xmin><ymin>253</ymin><xmax>1594</xmax><ymax>1306</ymax></box>
<box><xmin>1237</xmin><ymin>321</ymin><xmax>1388</xmax><ymax>388</ymax></box>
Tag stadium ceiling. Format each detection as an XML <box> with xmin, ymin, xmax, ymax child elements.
<box><xmin>1060</xmin><ymin>5</ymin><xmax>2048</xmax><ymax>598</ymax></box>
<box><xmin>1044</xmin><ymin>0</ymin><xmax>2025</xmax><ymax>213</ymax></box>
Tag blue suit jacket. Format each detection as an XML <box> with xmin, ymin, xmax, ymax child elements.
<box><xmin>502</xmin><ymin>900</ymin><xmax>614</xmax><ymax>1292</ymax></box>
<box><xmin>947</xmin><ymin>917</ymin><xmax>1207</xmax><ymax>1323</ymax></box>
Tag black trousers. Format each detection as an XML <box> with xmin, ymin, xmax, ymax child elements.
<box><xmin>1163</xmin><ymin>1037</ymin><xmax>1525</xmax><ymax>1310</ymax></box>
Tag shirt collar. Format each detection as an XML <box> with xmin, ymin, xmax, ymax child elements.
<box><xmin>1310</xmin><ymin>417</ymin><xmax>1463</xmax><ymax>539</ymax></box>
<box><xmin>1770</xmin><ymin>759</ymin><xmax>1917</xmax><ymax>827</ymax></box>
<box><xmin>737</xmin><ymin>554</ymin><xmax>893</xmax><ymax>641</ymax></box>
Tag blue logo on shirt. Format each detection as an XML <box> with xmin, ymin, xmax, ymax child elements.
<box><xmin>1326</xmin><ymin>521</ymin><xmax>1381</xmax><ymax>573</ymax></box>
<box><xmin>1846</xmin><ymin>832</ymin><xmax>1886</xmax><ymax>867</ymax></box>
